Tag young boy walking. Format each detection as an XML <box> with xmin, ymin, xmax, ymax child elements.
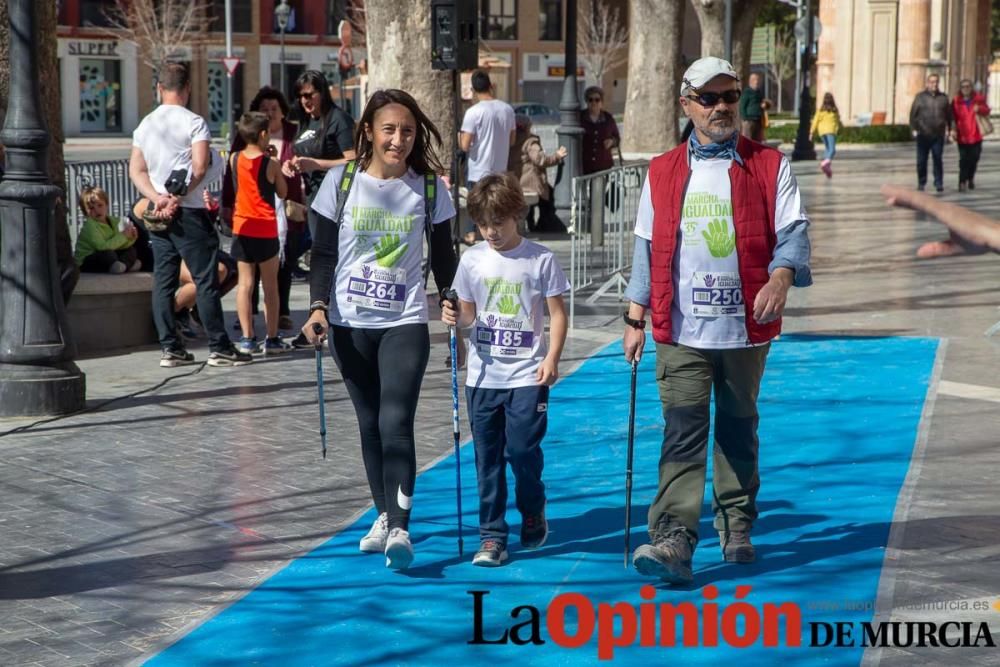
<box><xmin>441</xmin><ymin>173</ymin><xmax>569</xmax><ymax>566</ymax></box>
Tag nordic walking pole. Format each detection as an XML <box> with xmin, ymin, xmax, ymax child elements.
<box><xmin>624</xmin><ymin>357</ymin><xmax>638</xmax><ymax>567</ymax></box>
<box><xmin>443</xmin><ymin>288</ymin><xmax>464</xmax><ymax>557</ymax></box>
<box><xmin>312</xmin><ymin>323</ymin><xmax>328</xmax><ymax>459</ymax></box>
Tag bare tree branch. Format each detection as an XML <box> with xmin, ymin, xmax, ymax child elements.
<box><xmin>578</xmin><ymin>0</ymin><xmax>628</xmax><ymax>86</ymax></box>
<box><xmin>766</xmin><ymin>27</ymin><xmax>795</xmax><ymax>113</ymax></box>
<box><xmin>102</xmin><ymin>0</ymin><xmax>216</xmax><ymax>73</ymax></box>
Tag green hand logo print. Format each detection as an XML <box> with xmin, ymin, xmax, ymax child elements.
<box><xmin>496</xmin><ymin>295</ymin><xmax>521</xmax><ymax>316</ymax></box>
<box><xmin>373</xmin><ymin>234</ymin><xmax>408</xmax><ymax>268</ymax></box>
<box><xmin>702</xmin><ymin>219</ymin><xmax>736</xmax><ymax>258</ymax></box>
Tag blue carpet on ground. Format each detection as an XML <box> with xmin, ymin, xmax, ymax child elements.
<box><xmin>147</xmin><ymin>334</ymin><xmax>939</xmax><ymax>666</ymax></box>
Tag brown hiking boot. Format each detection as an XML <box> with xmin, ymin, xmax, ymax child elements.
<box><xmin>719</xmin><ymin>529</ymin><xmax>755</xmax><ymax>563</ymax></box>
<box><xmin>633</xmin><ymin>526</ymin><xmax>694</xmax><ymax>584</ymax></box>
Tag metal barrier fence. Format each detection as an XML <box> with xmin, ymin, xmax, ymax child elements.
<box><xmin>569</xmin><ymin>160</ymin><xmax>649</xmax><ymax>329</ymax></box>
<box><xmin>64</xmin><ymin>160</ymin><xmax>224</xmax><ymax>243</ymax></box>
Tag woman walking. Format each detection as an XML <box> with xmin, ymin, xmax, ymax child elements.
<box><xmin>302</xmin><ymin>89</ymin><xmax>459</xmax><ymax>570</ymax></box>
<box><xmin>951</xmin><ymin>79</ymin><xmax>991</xmax><ymax>192</ymax></box>
<box><xmin>810</xmin><ymin>93</ymin><xmax>842</xmax><ymax>178</ymax></box>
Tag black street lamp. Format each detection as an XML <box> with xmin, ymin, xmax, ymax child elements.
<box><xmin>553</xmin><ymin>0</ymin><xmax>583</xmax><ymax>227</ymax></box>
<box><xmin>275</xmin><ymin>1</ymin><xmax>291</xmax><ymax>97</ymax></box>
<box><xmin>0</xmin><ymin>0</ymin><xmax>86</xmax><ymax>416</ymax></box>
<box><xmin>791</xmin><ymin>0</ymin><xmax>817</xmax><ymax>161</ymax></box>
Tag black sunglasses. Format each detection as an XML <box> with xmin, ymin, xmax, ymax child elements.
<box><xmin>686</xmin><ymin>89</ymin><xmax>742</xmax><ymax>106</ymax></box>
<box><xmin>298</xmin><ymin>90</ymin><xmax>318</xmax><ymax>99</ymax></box>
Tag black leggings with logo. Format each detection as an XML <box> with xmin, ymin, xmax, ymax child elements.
<box><xmin>330</xmin><ymin>323</ymin><xmax>430</xmax><ymax>532</ymax></box>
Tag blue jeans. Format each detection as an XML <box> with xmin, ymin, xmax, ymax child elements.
<box><xmin>150</xmin><ymin>207</ymin><xmax>231</xmax><ymax>353</ymax></box>
<box><xmin>821</xmin><ymin>134</ymin><xmax>836</xmax><ymax>161</ymax></box>
<box><xmin>915</xmin><ymin>134</ymin><xmax>945</xmax><ymax>188</ymax></box>
<box><xmin>466</xmin><ymin>384</ymin><xmax>549</xmax><ymax>542</ymax></box>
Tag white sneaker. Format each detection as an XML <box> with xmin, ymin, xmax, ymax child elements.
<box><xmin>359</xmin><ymin>512</ymin><xmax>388</xmax><ymax>553</ymax></box>
<box><xmin>385</xmin><ymin>528</ymin><xmax>414</xmax><ymax>570</ymax></box>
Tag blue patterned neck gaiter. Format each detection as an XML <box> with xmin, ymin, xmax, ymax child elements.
<box><xmin>688</xmin><ymin>131</ymin><xmax>739</xmax><ymax>162</ymax></box>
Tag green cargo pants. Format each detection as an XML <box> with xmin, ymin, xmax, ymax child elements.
<box><xmin>648</xmin><ymin>341</ymin><xmax>770</xmax><ymax>546</ymax></box>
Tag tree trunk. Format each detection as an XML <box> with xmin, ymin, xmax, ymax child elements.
<box><xmin>622</xmin><ymin>0</ymin><xmax>684</xmax><ymax>153</ymax></box>
<box><xmin>691</xmin><ymin>0</ymin><xmax>767</xmax><ymax>81</ymax></box>
<box><xmin>364</xmin><ymin>0</ymin><xmax>457</xmax><ymax>174</ymax></box>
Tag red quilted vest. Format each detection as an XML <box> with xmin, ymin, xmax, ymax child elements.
<box><xmin>648</xmin><ymin>135</ymin><xmax>782</xmax><ymax>345</ymax></box>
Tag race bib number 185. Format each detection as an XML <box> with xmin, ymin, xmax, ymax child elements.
<box><xmin>475</xmin><ymin>312</ymin><xmax>534</xmax><ymax>358</ymax></box>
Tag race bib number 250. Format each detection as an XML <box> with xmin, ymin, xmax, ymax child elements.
<box><xmin>691</xmin><ymin>271</ymin><xmax>744</xmax><ymax>317</ymax></box>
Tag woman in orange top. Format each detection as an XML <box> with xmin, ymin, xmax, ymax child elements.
<box><xmin>230</xmin><ymin>111</ymin><xmax>289</xmax><ymax>355</ymax></box>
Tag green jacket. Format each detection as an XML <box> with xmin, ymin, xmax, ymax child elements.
<box><xmin>74</xmin><ymin>216</ymin><xmax>134</xmax><ymax>266</ymax></box>
<box><xmin>739</xmin><ymin>87</ymin><xmax>764</xmax><ymax>121</ymax></box>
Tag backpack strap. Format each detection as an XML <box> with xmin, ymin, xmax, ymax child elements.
<box><xmin>422</xmin><ymin>172</ymin><xmax>436</xmax><ymax>286</ymax></box>
<box><xmin>333</xmin><ymin>160</ymin><xmax>358</xmax><ymax>226</ymax></box>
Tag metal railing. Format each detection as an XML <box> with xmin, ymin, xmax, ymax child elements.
<box><xmin>64</xmin><ymin>159</ymin><xmax>225</xmax><ymax>243</ymax></box>
<box><xmin>569</xmin><ymin>160</ymin><xmax>649</xmax><ymax>329</ymax></box>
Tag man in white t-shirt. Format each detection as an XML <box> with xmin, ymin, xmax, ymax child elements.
<box><xmin>621</xmin><ymin>57</ymin><xmax>813</xmax><ymax>584</ymax></box>
<box><xmin>459</xmin><ymin>70</ymin><xmax>516</xmax><ymax>244</ymax></box>
<box><xmin>129</xmin><ymin>61</ymin><xmax>248</xmax><ymax>368</ymax></box>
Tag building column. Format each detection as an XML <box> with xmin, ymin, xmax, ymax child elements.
<box><xmin>894</xmin><ymin>0</ymin><xmax>931</xmax><ymax>124</ymax></box>
<box><xmin>816</xmin><ymin>0</ymin><xmax>836</xmax><ymax>102</ymax></box>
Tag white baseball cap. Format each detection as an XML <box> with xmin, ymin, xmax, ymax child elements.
<box><xmin>680</xmin><ymin>57</ymin><xmax>739</xmax><ymax>95</ymax></box>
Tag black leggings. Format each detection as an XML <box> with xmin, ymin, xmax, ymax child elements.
<box><xmin>330</xmin><ymin>323</ymin><xmax>430</xmax><ymax>531</ymax></box>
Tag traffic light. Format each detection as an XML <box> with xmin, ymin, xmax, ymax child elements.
<box><xmin>431</xmin><ymin>0</ymin><xmax>478</xmax><ymax>71</ymax></box>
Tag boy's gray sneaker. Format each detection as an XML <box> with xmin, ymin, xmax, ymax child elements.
<box><xmin>472</xmin><ymin>539</ymin><xmax>509</xmax><ymax>567</ymax></box>
<box><xmin>719</xmin><ymin>529</ymin><xmax>755</xmax><ymax>563</ymax></box>
<box><xmin>633</xmin><ymin>526</ymin><xmax>694</xmax><ymax>584</ymax></box>
<box><xmin>520</xmin><ymin>504</ymin><xmax>549</xmax><ymax>548</ymax></box>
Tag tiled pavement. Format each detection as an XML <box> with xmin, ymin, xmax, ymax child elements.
<box><xmin>1</xmin><ymin>142</ymin><xmax>999</xmax><ymax>665</ymax></box>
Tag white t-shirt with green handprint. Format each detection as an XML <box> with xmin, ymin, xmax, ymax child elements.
<box><xmin>312</xmin><ymin>166</ymin><xmax>456</xmax><ymax>328</ymax></box>
<box><xmin>452</xmin><ymin>238</ymin><xmax>570</xmax><ymax>389</ymax></box>
<box><xmin>634</xmin><ymin>155</ymin><xmax>805</xmax><ymax>349</ymax></box>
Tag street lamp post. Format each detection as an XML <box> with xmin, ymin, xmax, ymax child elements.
<box><xmin>275</xmin><ymin>1</ymin><xmax>291</xmax><ymax>96</ymax></box>
<box><xmin>791</xmin><ymin>0</ymin><xmax>817</xmax><ymax>161</ymax></box>
<box><xmin>0</xmin><ymin>0</ymin><xmax>86</xmax><ymax>416</ymax></box>
<box><xmin>553</xmin><ymin>0</ymin><xmax>583</xmax><ymax>228</ymax></box>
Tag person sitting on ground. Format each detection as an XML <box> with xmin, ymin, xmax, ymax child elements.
<box><xmin>510</xmin><ymin>114</ymin><xmax>568</xmax><ymax>233</ymax></box>
<box><xmin>74</xmin><ymin>186</ymin><xmax>142</xmax><ymax>274</ymax></box>
<box><xmin>881</xmin><ymin>184</ymin><xmax>1000</xmax><ymax>257</ymax></box>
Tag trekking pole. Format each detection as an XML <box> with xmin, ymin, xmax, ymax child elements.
<box><xmin>312</xmin><ymin>323</ymin><xmax>328</xmax><ymax>459</ymax></box>
<box><xmin>443</xmin><ymin>288</ymin><xmax>464</xmax><ymax>557</ymax></box>
<box><xmin>624</xmin><ymin>357</ymin><xmax>638</xmax><ymax>567</ymax></box>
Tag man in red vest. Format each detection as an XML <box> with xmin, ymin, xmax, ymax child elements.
<box><xmin>621</xmin><ymin>57</ymin><xmax>812</xmax><ymax>584</ymax></box>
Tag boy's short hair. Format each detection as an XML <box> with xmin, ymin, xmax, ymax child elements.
<box><xmin>467</xmin><ymin>173</ymin><xmax>525</xmax><ymax>226</ymax></box>
<box><xmin>79</xmin><ymin>186</ymin><xmax>109</xmax><ymax>216</ymax></box>
<box><xmin>236</xmin><ymin>111</ymin><xmax>270</xmax><ymax>145</ymax></box>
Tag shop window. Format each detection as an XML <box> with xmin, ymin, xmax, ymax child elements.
<box><xmin>270</xmin><ymin>63</ymin><xmax>307</xmax><ymax>104</ymax></box>
<box><xmin>481</xmin><ymin>0</ymin><xmax>517</xmax><ymax>40</ymax></box>
<box><xmin>80</xmin><ymin>0</ymin><xmax>114</xmax><ymax>28</ymax></box>
<box><xmin>209</xmin><ymin>0</ymin><xmax>253</xmax><ymax>33</ymax></box>
<box><xmin>79</xmin><ymin>59</ymin><xmax>122</xmax><ymax>132</ymax></box>
<box><xmin>208</xmin><ymin>63</ymin><xmax>245</xmax><ymax>133</ymax></box>
<box><xmin>539</xmin><ymin>0</ymin><xmax>562</xmax><ymax>41</ymax></box>
<box><xmin>326</xmin><ymin>0</ymin><xmax>350</xmax><ymax>35</ymax></box>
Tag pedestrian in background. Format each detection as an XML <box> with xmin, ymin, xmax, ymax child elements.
<box><xmin>950</xmin><ymin>78</ymin><xmax>991</xmax><ymax>192</ymax></box>
<box><xmin>738</xmin><ymin>72</ymin><xmax>765</xmax><ymax>142</ymax></box>
<box><xmin>459</xmin><ymin>69</ymin><xmax>516</xmax><ymax>245</ymax></box>
<box><xmin>810</xmin><ymin>93</ymin><xmax>842</xmax><ymax>179</ymax></box>
<box><xmin>580</xmin><ymin>85</ymin><xmax>620</xmax><ymax>175</ymax></box>
<box><xmin>509</xmin><ymin>114</ymin><xmax>567</xmax><ymax>233</ymax></box>
<box><xmin>909</xmin><ymin>73</ymin><xmax>953</xmax><ymax>192</ymax></box>
<box><xmin>74</xmin><ymin>186</ymin><xmax>141</xmax><ymax>274</ymax></box>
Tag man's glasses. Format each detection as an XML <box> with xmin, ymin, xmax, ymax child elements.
<box><xmin>587</xmin><ymin>97</ymin><xmax>602</xmax><ymax>103</ymax></box>
<box><xmin>686</xmin><ymin>89</ymin><xmax>742</xmax><ymax>106</ymax></box>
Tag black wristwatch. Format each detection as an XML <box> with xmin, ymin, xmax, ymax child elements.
<box><xmin>623</xmin><ymin>313</ymin><xmax>646</xmax><ymax>330</ymax></box>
